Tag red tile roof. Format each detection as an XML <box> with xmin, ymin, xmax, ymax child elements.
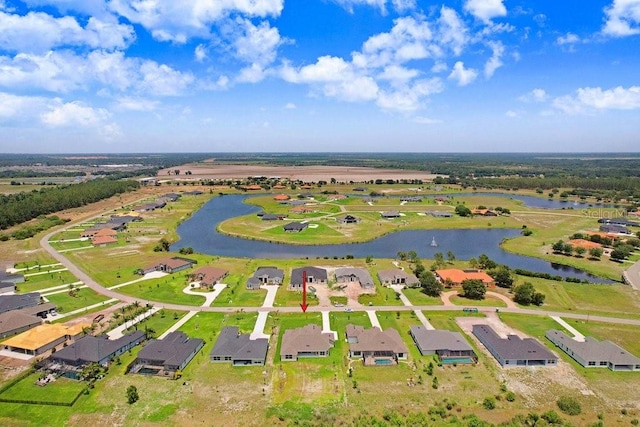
<box><xmin>435</xmin><ymin>269</ymin><xmax>494</xmax><ymax>285</ymax></box>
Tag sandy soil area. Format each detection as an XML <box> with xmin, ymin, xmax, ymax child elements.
<box><xmin>158</xmin><ymin>164</ymin><xmax>440</xmax><ymax>183</ymax></box>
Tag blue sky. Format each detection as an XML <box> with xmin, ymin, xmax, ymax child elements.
<box><xmin>0</xmin><ymin>0</ymin><xmax>639</xmax><ymax>153</ymax></box>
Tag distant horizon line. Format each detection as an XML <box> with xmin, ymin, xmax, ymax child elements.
<box><xmin>1</xmin><ymin>152</ymin><xmax>639</xmax><ymax>156</ymax></box>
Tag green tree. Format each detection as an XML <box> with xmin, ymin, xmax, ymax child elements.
<box><xmin>552</xmin><ymin>240</ymin><xmax>565</xmax><ymax>253</ymax></box>
<box><xmin>477</xmin><ymin>254</ymin><xmax>496</xmax><ymax>270</ymax></box>
<box><xmin>446</xmin><ymin>251</ymin><xmax>456</xmax><ymax>264</ymax></box>
<box><xmin>420</xmin><ymin>271</ymin><xmax>443</xmax><ymax>297</ymax></box>
<box><xmin>433</xmin><ymin>252</ymin><xmax>445</xmax><ymax>268</ymax></box>
<box><xmin>407</xmin><ymin>250</ymin><xmax>418</xmax><ymax>263</ymax></box>
<box><xmin>574</xmin><ymin>246</ymin><xmax>586</xmax><ymax>257</ymax></box>
<box><xmin>588</xmin><ymin>247</ymin><xmax>603</xmax><ymax>259</ymax></box>
<box><xmin>455</xmin><ymin>204</ymin><xmax>471</xmax><ymax>217</ymax></box>
<box><xmin>557</xmin><ymin>396</ymin><xmax>581</xmax><ymax>415</ymax></box>
<box><xmin>126</xmin><ymin>385</ymin><xmax>139</xmax><ymax>404</ymax></box>
<box><xmin>397</xmin><ymin>251</ymin><xmax>407</xmax><ymax>261</ymax></box>
<box><xmin>489</xmin><ymin>265</ymin><xmax>513</xmax><ymax>288</ymax></box>
<box><xmin>461</xmin><ymin>279</ymin><xmax>486</xmax><ymax>300</ymax></box>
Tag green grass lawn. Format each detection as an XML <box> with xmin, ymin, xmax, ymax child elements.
<box><xmin>402</xmin><ymin>287</ymin><xmax>444</xmax><ymax>305</ymax></box>
<box><xmin>449</xmin><ymin>294</ymin><xmax>508</xmax><ymax>307</ymax></box>
<box><xmin>116</xmin><ymin>276</ymin><xmax>205</xmax><ymax>306</ymax></box>
<box><xmin>50</xmin><ymin>240</ymin><xmax>94</xmax><ymax>251</ymax></box>
<box><xmin>272</xmin><ymin>287</ymin><xmax>319</xmax><ymax>307</ymax></box>
<box><xmin>45</xmin><ymin>287</ymin><xmax>112</xmax><ymax>313</ymax></box>
<box><xmin>123</xmin><ymin>309</ymin><xmax>188</xmax><ymax>337</ymax></box>
<box><xmin>211</xmin><ymin>273</ymin><xmax>267</xmax><ymax>307</ymax></box>
<box><xmin>0</xmin><ymin>371</ymin><xmax>86</xmax><ymax>404</ymax></box>
<box><xmin>18</xmin><ymin>270</ymin><xmax>79</xmax><ymax>293</ymax></box>
<box><xmin>358</xmin><ymin>284</ymin><xmax>404</xmax><ymax>306</ymax></box>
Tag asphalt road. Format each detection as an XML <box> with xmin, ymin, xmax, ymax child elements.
<box><xmin>39</xmin><ymin>213</ymin><xmax>640</xmax><ymax>327</ymax></box>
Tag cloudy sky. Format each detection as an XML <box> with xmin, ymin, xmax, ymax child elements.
<box><xmin>0</xmin><ymin>0</ymin><xmax>639</xmax><ymax>153</ymax></box>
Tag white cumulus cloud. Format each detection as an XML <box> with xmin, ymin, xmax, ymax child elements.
<box><xmin>448</xmin><ymin>61</ymin><xmax>477</xmax><ymax>86</ymax></box>
<box><xmin>519</xmin><ymin>88</ymin><xmax>548</xmax><ymax>103</ymax></box>
<box><xmin>464</xmin><ymin>0</ymin><xmax>507</xmax><ymax>23</ymax></box>
<box><xmin>602</xmin><ymin>0</ymin><xmax>640</xmax><ymax>37</ymax></box>
<box><xmin>556</xmin><ymin>32</ymin><xmax>580</xmax><ymax>45</ymax></box>
<box><xmin>553</xmin><ymin>86</ymin><xmax>640</xmax><ymax>114</ymax></box>
<box><xmin>484</xmin><ymin>41</ymin><xmax>504</xmax><ymax>78</ymax></box>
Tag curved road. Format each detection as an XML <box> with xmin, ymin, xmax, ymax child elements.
<box><xmin>40</xmin><ymin>219</ymin><xmax>640</xmax><ymax>327</ymax></box>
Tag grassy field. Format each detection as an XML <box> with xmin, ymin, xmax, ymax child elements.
<box><xmin>115</xmin><ymin>275</ymin><xmax>205</xmax><ymax>306</ymax></box>
<box><xmin>449</xmin><ymin>294</ymin><xmax>508</xmax><ymax>307</ymax></box>
<box><xmin>0</xmin><ymin>371</ymin><xmax>86</xmax><ymax>404</ymax></box>
<box><xmin>45</xmin><ymin>287</ymin><xmax>112</xmax><ymax>313</ymax></box>
<box><xmin>18</xmin><ymin>270</ymin><xmax>80</xmax><ymax>293</ymax></box>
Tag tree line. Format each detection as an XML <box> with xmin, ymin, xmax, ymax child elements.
<box><xmin>0</xmin><ymin>179</ymin><xmax>139</xmax><ymax>230</ymax></box>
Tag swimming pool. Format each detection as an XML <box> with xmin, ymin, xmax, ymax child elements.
<box><xmin>374</xmin><ymin>359</ymin><xmax>394</xmax><ymax>365</ymax></box>
<box><xmin>442</xmin><ymin>357</ymin><xmax>474</xmax><ymax>365</ymax></box>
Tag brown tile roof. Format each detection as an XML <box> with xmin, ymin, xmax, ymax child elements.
<box><xmin>280</xmin><ymin>324</ymin><xmax>334</xmax><ymax>357</ymax></box>
<box><xmin>347</xmin><ymin>326</ymin><xmax>407</xmax><ymax>355</ymax></box>
<box><xmin>435</xmin><ymin>269</ymin><xmax>494</xmax><ymax>285</ymax></box>
<box><xmin>92</xmin><ymin>235</ymin><xmax>118</xmax><ymax>245</ymax></box>
<box><xmin>273</xmin><ymin>194</ymin><xmax>290</xmax><ymax>201</ymax></box>
<box><xmin>94</xmin><ymin>228</ymin><xmax>118</xmax><ymax>237</ymax></box>
<box><xmin>190</xmin><ymin>266</ymin><xmax>229</xmax><ymax>286</ymax></box>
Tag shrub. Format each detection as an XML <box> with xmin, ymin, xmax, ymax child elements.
<box><xmin>483</xmin><ymin>397</ymin><xmax>496</xmax><ymax>410</ymax></box>
<box><xmin>557</xmin><ymin>396</ymin><xmax>581</xmax><ymax>415</ymax></box>
<box><xmin>505</xmin><ymin>391</ymin><xmax>516</xmax><ymax>402</ymax></box>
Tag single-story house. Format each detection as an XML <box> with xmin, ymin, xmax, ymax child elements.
<box><xmin>273</xmin><ymin>194</ymin><xmax>290</xmax><ymax>202</ymax></box>
<box><xmin>160</xmin><ymin>193</ymin><xmax>181</xmax><ymax>202</ymax></box>
<box><xmin>110</xmin><ymin>214</ymin><xmax>142</xmax><ymax>224</ymax></box>
<box><xmin>401</xmin><ymin>196</ymin><xmax>422</xmax><ymax>203</ymax></box>
<box><xmin>346</xmin><ymin>325</ymin><xmax>408</xmax><ymax>365</ymax></box>
<box><xmin>381</xmin><ymin>211</ymin><xmax>401</xmax><ymax>219</ymax></box>
<box><xmin>597</xmin><ymin>217</ymin><xmax>639</xmax><ymax>227</ymax></box>
<box><xmin>290</xmin><ymin>267</ymin><xmax>328</xmax><ymax>290</ymax></box>
<box><xmin>472</xmin><ymin>209</ymin><xmax>498</xmax><ymax>216</ymax></box>
<box><xmin>129</xmin><ymin>331</ymin><xmax>204</xmax><ymax>376</ymax></box>
<box><xmin>435</xmin><ymin>269</ymin><xmax>495</xmax><ymax>287</ymax></box>
<box><xmin>17</xmin><ymin>302</ymin><xmax>57</xmax><ymax>318</ymax></box>
<box><xmin>409</xmin><ymin>326</ymin><xmax>477</xmax><ymax>364</ymax></box>
<box><xmin>182</xmin><ymin>190</ymin><xmax>203</xmax><ymax>196</ymax></box>
<box><xmin>210</xmin><ymin>327</ymin><xmax>269</xmax><ymax>366</ymax></box>
<box><xmin>335</xmin><ymin>267</ymin><xmax>374</xmax><ymax>289</ymax></box>
<box><xmin>2</xmin><ymin>322</ymin><xmax>88</xmax><ymax>356</ymax></box>
<box><xmin>280</xmin><ymin>324</ymin><xmax>334</xmax><ymax>361</ymax></box>
<box><xmin>0</xmin><ymin>272</ymin><xmax>25</xmax><ymax>284</ymax></box>
<box><xmin>247</xmin><ymin>267</ymin><xmax>284</xmax><ymax>290</ymax></box>
<box><xmin>49</xmin><ymin>331</ymin><xmax>145</xmax><ymax>378</ymax></box>
<box><xmin>426</xmin><ymin>211</ymin><xmax>453</xmax><ymax>218</ymax></box>
<box><xmin>189</xmin><ymin>266</ymin><xmax>228</xmax><ymax>288</ymax></box>
<box><xmin>0</xmin><ymin>311</ymin><xmax>43</xmax><ymax>339</ymax></box>
<box><xmin>0</xmin><ymin>292</ymin><xmax>41</xmax><ymax>314</ymax></box>
<box><xmin>290</xmin><ymin>206</ymin><xmax>316</xmax><ymax>214</ymax></box>
<box><xmin>599</xmin><ymin>223</ymin><xmax>630</xmax><ymax>234</ymax></box>
<box><xmin>353</xmin><ymin>187</ymin><xmax>367</xmax><ymax>192</ymax></box>
<box><xmin>283</xmin><ymin>222</ymin><xmax>308</xmax><ymax>233</ymax></box>
<box><xmin>337</xmin><ymin>215</ymin><xmax>360</xmax><ymax>224</ymax></box>
<box><xmin>472</xmin><ymin>324</ymin><xmax>557</xmax><ymax>368</ymax></box>
<box><xmin>141</xmin><ymin>257</ymin><xmax>196</xmax><ymax>275</ymax></box>
<box><xmin>377</xmin><ymin>269</ymin><xmax>420</xmax><ymax>287</ymax></box>
<box><xmin>92</xmin><ymin>235</ymin><xmax>118</xmax><ymax>246</ymax></box>
<box><xmin>288</xmin><ymin>200</ymin><xmax>307</xmax><ymax>206</ymax></box>
<box><xmin>261</xmin><ymin>213</ymin><xmax>286</xmax><ymax>221</ymax></box>
<box><xmin>244</xmin><ymin>185</ymin><xmax>262</xmax><ymax>191</ymax></box>
<box><xmin>546</xmin><ymin>330</ymin><xmax>640</xmax><ymax>371</ymax></box>
<box><xmin>327</xmin><ymin>194</ymin><xmax>347</xmax><ymax>201</ymax></box>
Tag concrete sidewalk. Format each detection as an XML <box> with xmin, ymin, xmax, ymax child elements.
<box><xmin>366</xmin><ymin>310</ymin><xmax>381</xmax><ymax>328</ymax></box>
<box><xmin>321</xmin><ymin>311</ymin><xmax>338</xmax><ymax>340</ymax></box>
<box><xmin>158</xmin><ymin>311</ymin><xmax>198</xmax><ymax>339</ymax></box>
<box><xmin>107</xmin><ymin>307</ymin><xmax>160</xmax><ymax>339</ymax></box>
<box><xmin>551</xmin><ymin>315</ymin><xmax>585</xmax><ymax>341</ymax></box>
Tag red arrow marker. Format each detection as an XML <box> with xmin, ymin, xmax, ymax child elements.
<box><xmin>300</xmin><ymin>270</ymin><xmax>308</xmax><ymax>313</ymax></box>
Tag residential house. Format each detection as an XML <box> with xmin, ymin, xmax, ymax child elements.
<box><xmin>435</xmin><ymin>269</ymin><xmax>495</xmax><ymax>287</ymax></box>
<box><xmin>353</xmin><ymin>187</ymin><xmax>367</xmax><ymax>192</ymax></box>
<box><xmin>409</xmin><ymin>326</ymin><xmax>476</xmax><ymax>364</ymax></box>
<box><xmin>568</xmin><ymin>239</ymin><xmax>602</xmax><ymax>251</ymax></box>
<box><xmin>273</xmin><ymin>194</ymin><xmax>290</xmax><ymax>202</ymax></box>
<box><xmin>247</xmin><ymin>267</ymin><xmax>284</xmax><ymax>290</ymax></box>
<box><xmin>129</xmin><ymin>331</ymin><xmax>204</xmax><ymax>376</ymax></box>
<box><xmin>472</xmin><ymin>324</ymin><xmax>557</xmax><ymax>368</ymax></box>
<box><xmin>290</xmin><ymin>206</ymin><xmax>317</xmax><ymax>214</ymax></box>
<box><xmin>49</xmin><ymin>331</ymin><xmax>145</xmax><ymax>379</ymax></box>
<box><xmin>336</xmin><ymin>215</ymin><xmax>360</xmax><ymax>224</ymax></box>
<box><xmin>346</xmin><ymin>325</ymin><xmax>408</xmax><ymax>365</ymax></box>
<box><xmin>189</xmin><ymin>266</ymin><xmax>229</xmax><ymax>288</ymax></box>
<box><xmin>92</xmin><ymin>235</ymin><xmax>118</xmax><ymax>246</ymax></box>
<box><xmin>377</xmin><ymin>269</ymin><xmax>419</xmax><ymax>287</ymax></box>
<box><xmin>546</xmin><ymin>330</ymin><xmax>640</xmax><ymax>371</ymax></box>
<box><xmin>280</xmin><ymin>324</ymin><xmax>334</xmax><ymax>361</ymax></box>
<box><xmin>599</xmin><ymin>223</ymin><xmax>630</xmax><ymax>234</ymax></box>
<box><xmin>0</xmin><ymin>281</ymin><xmax>15</xmax><ymax>295</ymax></box>
<box><xmin>0</xmin><ymin>292</ymin><xmax>41</xmax><ymax>314</ymax></box>
<box><xmin>160</xmin><ymin>193</ymin><xmax>181</xmax><ymax>202</ymax></box>
<box><xmin>381</xmin><ymin>211</ymin><xmax>401</xmax><ymax>219</ymax></box>
<box><xmin>597</xmin><ymin>217</ymin><xmax>639</xmax><ymax>227</ymax></box>
<box><xmin>0</xmin><ymin>272</ymin><xmax>25</xmax><ymax>284</ymax></box>
<box><xmin>425</xmin><ymin>211</ymin><xmax>453</xmax><ymax>218</ymax></box>
<box><xmin>261</xmin><ymin>213</ymin><xmax>286</xmax><ymax>221</ymax></box>
<box><xmin>401</xmin><ymin>196</ymin><xmax>422</xmax><ymax>203</ymax></box>
<box><xmin>141</xmin><ymin>257</ymin><xmax>196</xmax><ymax>275</ymax></box>
<box><xmin>182</xmin><ymin>190</ymin><xmax>203</xmax><ymax>196</ymax></box>
<box><xmin>17</xmin><ymin>302</ymin><xmax>57</xmax><ymax>318</ymax></box>
<box><xmin>2</xmin><ymin>323</ymin><xmax>88</xmax><ymax>356</ymax></box>
<box><xmin>210</xmin><ymin>327</ymin><xmax>269</xmax><ymax>366</ymax></box>
<box><xmin>327</xmin><ymin>194</ymin><xmax>347</xmax><ymax>201</ymax></box>
<box><xmin>0</xmin><ymin>311</ymin><xmax>43</xmax><ymax>339</ymax></box>
<box><xmin>288</xmin><ymin>199</ymin><xmax>307</xmax><ymax>206</ymax></box>
<box><xmin>290</xmin><ymin>267</ymin><xmax>328</xmax><ymax>290</ymax></box>
<box><xmin>283</xmin><ymin>222</ymin><xmax>308</xmax><ymax>232</ymax></box>
<box><xmin>335</xmin><ymin>267</ymin><xmax>374</xmax><ymax>289</ymax></box>
<box><xmin>472</xmin><ymin>209</ymin><xmax>498</xmax><ymax>216</ymax></box>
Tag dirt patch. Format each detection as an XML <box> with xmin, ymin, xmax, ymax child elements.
<box><xmin>63</xmin><ymin>302</ymin><xmax>127</xmax><ymax>334</ymax></box>
<box><xmin>158</xmin><ymin>164</ymin><xmax>440</xmax><ymax>183</ymax></box>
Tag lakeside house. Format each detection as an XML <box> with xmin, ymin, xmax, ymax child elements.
<box><xmin>289</xmin><ymin>267</ymin><xmax>328</xmax><ymax>290</ymax></box>
<box><xmin>377</xmin><ymin>269</ymin><xmax>419</xmax><ymax>287</ymax></box>
<box><xmin>128</xmin><ymin>331</ymin><xmax>204</xmax><ymax>377</ymax></box>
<box><xmin>283</xmin><ymin>222</ymin><xmax>308</xmax><ymax>232</ymax></box>
<box><xmin>335</xmin><ymin>267</ymin><xmax>374</xmax><ymax>289</ymax></box>
<box><xmin>140</xmin><ymin>257</ymin><xmax>197</xmax><ymax>275</ymax></box>
<box><xmin>246</xmin><ymin>267</ymin><xmax>284</xmax><ymax>290</ymax></box>
<box><xmin>188</xmin><ymin>266</ymin><xmax>229</xmax><ymax>289</ymax></box>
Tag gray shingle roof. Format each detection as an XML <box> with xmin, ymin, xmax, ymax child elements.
<box><xmin>546</xmin><ymin>329</ymin><xmax>640</xmax><ymax>366</ymax></box>
<box><xmin>0</xmin><ymin>311</ymin><xmax>42</xmax><ymax>336</ymax></box>
<box><xmin>210</xmin><ymin>327</ymin><xmax>268</xmax><ymax>362</ymax></box>
<box><xmin>280</xmin><ymin>324</ymin><xmax>334</xmax><ymax>357</ymax></box>
<box><xmin>137</xmin><ymin>331</ymin><xmax>203</xmax><ymax>367</ymax></box>
<box><xmin>473</xmin><ymin>324</ymin><xmax>556</xmax><ymax>361</ymax></box>
<box><xmin>410</xmin><ymin>326</ymin><xmax>474</xmax><ymax>353</ymax></box>
<box><xmin>377</xmin><ymin>269</ymin><xmax>419</xmax><ymax>285</ymax></box>
<box><xmin>0</xmin><ymin>293</ymin><xmax>41</xmax><ymax>314</ymax></box>
<box><xmin>347</xmin><ymin>325</ymin><xmax>407</xmax><ymax>355</ymax></box>
<box><xmin>335</xmin><ymin>267</ymin><xmax>374</xmax><ymax>287</ymax></box>
<box><xmin>290</xmin><ymin>267</ymin><xmax>327</xmax><ymax>285</ymax></box>
<box><xmin>52</xmin><ymin>330</ymin><xmax>145</xmax><ymax>364</ymax></box>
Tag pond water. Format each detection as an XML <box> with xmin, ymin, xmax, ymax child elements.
<box><xmin>172</xmin><ymin>195</ymin><xmax>615</xmax><ymax>283</ymax></box>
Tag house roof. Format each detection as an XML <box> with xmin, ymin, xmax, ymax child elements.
<box><xmin>2</xmin><ymin>323</ymin><xmax>89</xmax><ymax>351</ymax></box>
<box><xmin>0</xmin><ymin>311</ymin><xmax>42</xmax><ymax>335</ymax></box>
<box><xmin>290</xmin><ymin>267</ymin><xmax>328</xmax><ymax>285</ymax></box>
<box><xmin>473</xmin><ymin>324</ymin><xmax>556</xmax><ymax>361</ymax></box>
<box><xmin>381</xmin><ymin>211</ymin><xmax>400</xmax><ymax>218</ymax></box>
<box><xmin>273</xmin><ymin>194</ymin><xmax>290</xmax><ymax>201</ymax></box>
<box><xmin>253</xmin><ymin>267</ymin><xmax>284</xmax><ymax>281</ymax></box>
<box><xmin>377</xmin><ymin>269</ymin><xmax>419</xmax><ymax>285</ymax></box>
<box><xmin>17</xmin><ymin>302</ymin><xmax>56</xmax><ymax>316</ymax></box>
<box><xmin>347</xmin><ymin>325</ymin><xmax>407</xmax><ymax>355</ymax></box>
<box><xmin>283</xmin><ymin>222</ymin><xmax>307</xmax><ymax>231</ymax></box>
<box><xmin>144</xmin><ymin>257</ymin><xmax>195</xmax><ymax>272</ymax></box>
<box><xmin>0</xmin><ymin>292</ymin><xmax>41</xmax><ymax>314</ymax></box>
<box><xmin>426</xmin><ymin>211</ymin><xmax>453</xmax><ymax>217</ymax></box>
<box><xmin>335</xmin><ymin>268</ymin><xmax>374</xmax><ymax>287</ymax></box>
<box><xmin>137</xmin><ymin>331</ymin><xmax>203</xmax><ymax>367</ymax></box>
<box><xmin>435</xmin><ymin>269</ymin><xmax>494</xmax><ymax>285</ymax></box>
<box><xmin>94</xmin><ymin>228</ymin><xmax>118</xmax><ymax>237</ymax></box>
<box><xmin>190</xmin><ymin>266</ymin><xmax>228</xmax><ymax>286</ymax></box>
<box><xmin>568</xmin><ymin>239</ymin><xmax>602</xmax><ymax>250</ymax></box>
<box><xmin>546</xmin><ymin>330</ymin><xmax>640</xmax><ymax>366</ymax></box>
<box><xmin>410</xmin><ymin>326</ymin><xmax>474</xmax><ymax>353</ymax></box>
<box><xmin>51</xmin><ymin>331</ymin><xmax>145</xmax><ymax>364</ymax></box>
<box><xmin>210</xmin><ymin>327</ymin><xmax>268</xmax><ymax>361</ymax></box>
<box><xmin>280</xmin><ymin>324</ymin><xmax>334</xmax><ymax>356</ymax></box>
<box><xmin>0</xmin><ymin>281</ymin><xmax>14</xmax><ymax>290</ymax></box>
<box><xmin>92</xmin><ymin>235</ymin><xmax>118</xmax><ymax>246</ymax></box>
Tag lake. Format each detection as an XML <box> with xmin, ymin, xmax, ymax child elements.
<box><xmin>172</xmin><ymin>194</ymin><xmax>615</xmax><ymax>283</ymax></box>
